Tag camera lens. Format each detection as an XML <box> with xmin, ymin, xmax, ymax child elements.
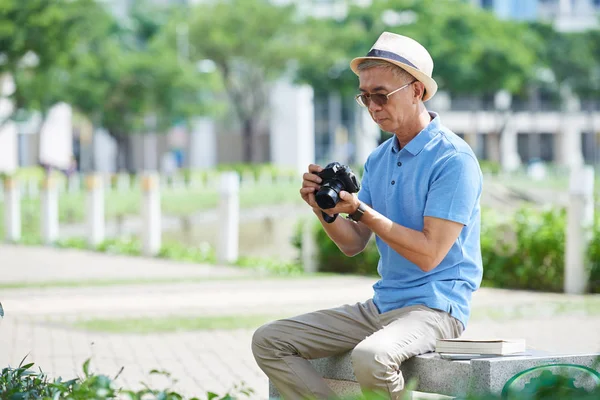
<box><xmin>315</xmin><ymin>180</ymin><xmax>344</xmax><ymax>209</ymax></box>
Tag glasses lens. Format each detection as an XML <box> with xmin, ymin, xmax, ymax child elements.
<box><xmin>370</xmin><ymin>94</ymin><xmax>387</xmax><ymax>106</ymax></box>
<box><xmin>356</xmin><ymin>94</ymin><xmax>369</xmax><ymax>107</ymax></box>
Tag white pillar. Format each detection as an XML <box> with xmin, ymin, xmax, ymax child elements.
<box><xmin>486</xmin><ymin>133</ymin><xmax>501</xmax><ymax>164</ymax></box>
<box><xmin>68</xmin><ymin>173</ymin><xmax>81</xmax><ymax>193</ymax></box>
<box><xmin>27</xmin><ymin>178</ymin><xmax>38</xmax><ymax>199</ymax></box>
<box><xmin>217</xmin><ymin>172</ymin><xmax>239</xmax><ymax>264</ymax></box>
<box><xmin>302</xmin><ymin>219</ymin><xmax>317</xmax><ymax>273</ymax></box>
<box><xmin>269</xmin><ymin>80</ymin><xmax>315</xmax><ymax>176</ymax></box>
<box><xmin>41</xmin><ymin>177</ymin><xmax>59</xmax><ymax>245</ymax></box>
<box><xmin>3</xmin><ymin>177</ymin><xmax>21</xmax><ymax>242</ymax></box>
<box><xmin>557</xmin><ymin>115</ymin><xmax>585</xmax><ymax>168</ymax></box>
<box><xmin>116</xmin><ymin>173</ymin><xmax>130</xmax><ymax>191</ymax></box>
<box><xmin>500</xmin><ymin>115</ymin><xmax>521</xmax><ymax>172</ymax></box>
<box><xmin>189</xmin><ymin>117</ymin><xmax>217</xmax><ymax>169</ymax></box>
<box><xmin>86</xmin><ymin>174</ymin><xmax>105</xmax><ymax>247</ymax></box>
<box><xmin>142</xmin><ymin>173</ymin><xmax>161</xmax><ymax>256</ymax></box>
<box><xmin>564</xmin><ymin>166</ymin><xmax>595</xmax><ymax>294</ymax></box>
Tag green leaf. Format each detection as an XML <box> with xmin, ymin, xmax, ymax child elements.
<box><xmin>82</xmin><ymin>358</ymin><xmax>91</xmax><ymax>376</ymax></box>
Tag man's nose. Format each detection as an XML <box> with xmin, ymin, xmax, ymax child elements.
<box><xmin>368</xmin><ymin>100</ymin><xmax>382</xmax><ymax>113</ymax></box>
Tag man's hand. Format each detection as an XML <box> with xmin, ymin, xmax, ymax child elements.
<box><xmin>321</xmin><ymin>191</ymin><xmax>360</xmax><ymax>218</ymax></box>
<box><xmin>300</xmin><ymin>164</ymin><xmax>323</xmax><ymax>211</ymax></box>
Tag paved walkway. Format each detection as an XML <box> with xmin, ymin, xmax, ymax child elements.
<box><xmin>1</xmin><ymin>245</ymin><xmax>599</xmax><ymax>399</ymax></box>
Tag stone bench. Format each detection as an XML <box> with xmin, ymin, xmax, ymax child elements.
<box><xmin>268</xmin><ymin>350</ymin><xmax>600</xmax><ymax>398</ymax></box>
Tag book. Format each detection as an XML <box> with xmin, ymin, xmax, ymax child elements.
<box><xmin>435</xmin><ymin>338</ymin><xmax>526</xmax><ymax>356</ymax></box>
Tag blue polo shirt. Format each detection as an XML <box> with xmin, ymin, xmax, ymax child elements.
<box><xmin>358</xmin><ymin>112</ymin><xmax>483</xmax><ymax>329</ymax></box>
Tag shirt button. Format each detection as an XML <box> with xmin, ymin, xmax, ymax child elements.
<box><xmin>397</xmin><ymin>161</ymin><xmax>402</xmax><ymax>167</ymax></box>
<box><xmin>391</xmin><ymin>180</ymin><xmax>395</xmax><ymax>185</ymax></box>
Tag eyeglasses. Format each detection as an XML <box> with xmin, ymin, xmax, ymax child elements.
<box><xmin>355</xmin><ymin>80</ymin><xmax>417</xmax><ymax>108</ymax></box>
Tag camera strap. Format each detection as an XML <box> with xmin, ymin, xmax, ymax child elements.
<box><xmin>322</xmin><ymin>211</ymin><xmax>338</xmax><ymax>224</ymax></box>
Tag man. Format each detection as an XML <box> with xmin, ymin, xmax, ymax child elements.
<box><xmin>252</xmin><ymin>32</ymin><xmax>483</xmax><ymax>399</ymax></box>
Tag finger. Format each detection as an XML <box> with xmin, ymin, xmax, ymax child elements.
<box><xmin>303</xmin><ymin>172</ymin><xmax>322</xmax><ymax>184</ymax></box>
<box><xmin>308</xmin><ymin>164</ymin><xmax>323</xmax><ymax>174</ymax></box>
<box><xmin>300</xmin><ymin>186</ymin><xmax>318</xmax><ymax>195</ymax></box>
<box><xmin>302</xmin><ymin>181</ymin><xmax>321</xmax><ymax>190</ymax></box>
<box><xmin>308</xmin><ymin>192</ymin><xmax>319</xmax><ymax>208</ymax></box>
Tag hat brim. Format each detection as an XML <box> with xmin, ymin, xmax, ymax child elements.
<box><xmin>350</xmin><ymin>56</ymin><xmax>438</xmax><ymax>102</ymax></box>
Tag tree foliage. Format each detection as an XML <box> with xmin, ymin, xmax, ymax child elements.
<box><xmin>297</xmin><ymin>0</ymin><xmax>542</xmax><ymax>98</ymax></box>
<box><xmin>185</xmin><ymin>0</ymin><xmax>303</xmax><ymax>162</ymax></box>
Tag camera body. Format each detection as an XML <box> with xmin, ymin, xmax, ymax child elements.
<box><xmin>315</xmin><ymin>162</ymin><xmax>361</xmax><ymax>210</ymax></box>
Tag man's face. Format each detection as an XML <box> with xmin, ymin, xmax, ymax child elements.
<box><xmin>358</xmin><ymin>67</ymin><xmax>416</xmax><ymax>133</ymax></box>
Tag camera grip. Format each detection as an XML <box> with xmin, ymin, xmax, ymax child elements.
<box><xmin>322</xmin><ymin>211</ymin><xmax>338</xmax><ymax>223</ymax></box>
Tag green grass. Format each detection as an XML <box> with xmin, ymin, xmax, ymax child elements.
<box><xmin>72</xmin><ymin>314</ymin><xmax>285</xmax><ymax>333</ymax></box>
<box><xmin>471</xmin><ymin>298</ymin><xmax>600</xmax><ymax>321</ymax></box>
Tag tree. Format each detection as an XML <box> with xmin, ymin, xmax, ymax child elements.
<box><xmin>186</xmin><ymin>0</ymin><xmax>303</xmax><ymax>162</ymax></box>
<box><xmin>296</xmin><ymin>0</ymin><xmax>541</xmax><ymax>99</ymax></box>
<box><xmin>0</xmin><ymin>0</ymin><xmax>98</xmax><ymax>129</ymax></box>
<box><xmin>66</xmin><ymin>1</ymin><xmax>214</xmax><ymax>171</ymax></box>
<box><xmin>529</xmin><ymin>22</ymin><xmax>600</xmax><ymax>106</ymax></box>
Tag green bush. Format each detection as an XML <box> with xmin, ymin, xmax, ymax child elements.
<box><xmin>301</xmin><ymin>206</ymin><xmax>600</xmax><ymax>293</ymax></box>
<box><xmin>0</xmin><ymin>357</ymin><xmax>253</xmax><ymax>400</ymax></box>
<box><xmin>481</xmin><ymin>207</ymin><xmax>567</xmax><ymax>291</ymax></box>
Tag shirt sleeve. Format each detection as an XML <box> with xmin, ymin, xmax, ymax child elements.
<box><xmin>423</xmin><ymin>152</ymin><xmax>481</xmax><ymax>226</ymax></box>
<box><xmin>357</xmin><ymin>157</ymin><xmax>372</xmax><ymax>206</ymax></box>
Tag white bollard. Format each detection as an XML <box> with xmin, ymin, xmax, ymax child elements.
<box><xmin>241</xmin><ymin>171</ymin><xmax>255</xmax><ymax>187</ymax></box>
<box><xmin>68</xmin><ymin>173</ymin><xmax>81</xmax><ymax>193</ymax></box>
<box><xmin>142</xmin><ymin>173</ymin><xmax>161</xmax><ymax>256</ymax></box>
<box><xmin>302</xmin><ymin>219</ymin><xmax>317</xmax><ymax>273</ymax></box>
<box><xmin>86</xmin><ymin>175</ymin><xmax>105</xmax><ymax>247</ymax></box>
<box><xmin>3</xmin><ymin>177</ymin><xmax>21</xmax><ymax>242</ymax></box>
<box><xmin>27</xmin><ymin>178</ymin><xmax>38</xmax><ymax>199</ymax></box>
<box><xmin>116</xmin><ymin>173</ymin><xmax>130</xmax><ymax>192</ymax></box>
<box><xmin>41</xmin><ymin>176</ymin><xmax>59</xmax><ymax>245</ymax></box>
<box><xmin>217</xmin><ymin>172</ymin><xmax>239</xmax><ymax>264</ymax></box>
<box><xmin>564</xmin><ymin>166</ymin><xmax>595</xmax><ymax>294</ymax></box>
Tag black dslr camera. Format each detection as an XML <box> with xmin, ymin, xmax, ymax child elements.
<box><xmin>315</xmin><ymin>162</ymin><xmax>360</xmax><ymax>223</ymax></box>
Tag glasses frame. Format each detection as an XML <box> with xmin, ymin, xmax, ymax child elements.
<box><xmin>355</xmin><ymin>80</ymin><xmax>417</xmax><ymax>108</ymax></box>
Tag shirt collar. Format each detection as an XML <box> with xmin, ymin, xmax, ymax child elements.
<box><xmin>391</xmin><ymin>111</ymin><xmax>441</xmax><ymax>155</ymax></box>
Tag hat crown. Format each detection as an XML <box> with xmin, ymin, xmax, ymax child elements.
<box><xmin>370</xmin><ymin>32</ymin><xmax>433</xmax><ymax>77</ymax></box>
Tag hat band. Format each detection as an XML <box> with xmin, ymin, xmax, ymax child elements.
<box><xmin>366</xmin><ymin>49</ymin><xmax>418</xmax><ymax>70</ymax></box>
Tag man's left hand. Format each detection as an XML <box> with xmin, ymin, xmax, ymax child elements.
<box><xmin>320</xmin><ymin>191</ymin><xmax>360</xmax><ymax>218</ymax></box>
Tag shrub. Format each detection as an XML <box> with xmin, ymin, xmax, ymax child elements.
<box><xmin>301</xmin><ymin>206</ymin><xmax>600</xmax><ymax>293</ymax></box>
<box><xmin>481</xmin><ymin>207</ymin><xmax>567</xmax><ymax>291</ymax></box>
<box><xmin>0</xmin><ymin>358</ymin><xmax>254</xmax><ymax>400</ymax></box>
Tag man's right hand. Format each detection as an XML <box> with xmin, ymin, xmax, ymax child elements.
<box><xmin>300</xmin><ymin>164</ymin><xmax>324</xmax><ymax>211</ymax></box>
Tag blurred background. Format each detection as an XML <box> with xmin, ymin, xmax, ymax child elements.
<box><xmin>0</xmin><ymin>0</ymin><xmax>599</xmax><ymax>399</ymax></box>
<box><xmin>0</xmin><ymin>0</ymin><xmax>599</xmax><ymax>266</ymax></box>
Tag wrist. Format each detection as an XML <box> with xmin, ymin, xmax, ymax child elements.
<box><xmin>349</xmin><ymin>200</ymin><xmax>366</xmax><ymax>222</ymax></box>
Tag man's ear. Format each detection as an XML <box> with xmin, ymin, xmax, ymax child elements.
<box><xmin>413</xmin><ymin>81</ymin><xmax>426</xmax><ymax>102</ymax></box>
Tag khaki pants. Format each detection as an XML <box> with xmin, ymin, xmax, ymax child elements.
<box><xmin>252</xmin><ymin>300</ymin><xmax>463</xmax><ymax>400</ymax></box>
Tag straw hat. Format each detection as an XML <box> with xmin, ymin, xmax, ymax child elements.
<box><xmin>350</xmin><ymin>32</ymin><xmax>438</xmax><ymax>101</ymax></box>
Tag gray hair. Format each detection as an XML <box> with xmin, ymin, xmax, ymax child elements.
<box><xmin>356</xmin><ymin>59</ymin><xmax>414</xmax><ymax>82</ymax></box>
